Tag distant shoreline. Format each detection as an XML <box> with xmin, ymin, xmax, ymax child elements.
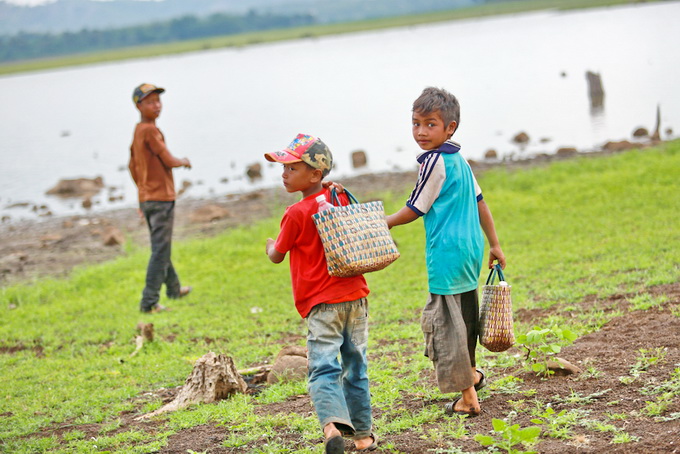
<box><xmin>1</xmin><ymin>137</ymin><xmax>665</xmax><ymax>230</ymax></box>
<box><xmin>0</xmin><ymin>0</ymin><xmax>656</xmax><ymax>76</ymax></box>
<box><xmin>0</xmin><ymin>139</ymin><xmax>671</xmax><ymax>287</ymax></box>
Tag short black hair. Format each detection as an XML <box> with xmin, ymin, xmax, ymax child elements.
<box><xmin>412</xmin><ymin>87</ymin><xmax>460</xmax><ymax>130</ymax></box>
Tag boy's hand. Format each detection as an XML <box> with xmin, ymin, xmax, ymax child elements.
<box><xmin>181</xmin><ymin>158</ymin><xmax>192</xmax><ymax>169</ymax></box>
<box><xmin>322</xmin><ymin>181</ymin><xmax>344</xmax><ymax>193</ymax></box>
<box><xmin>488</xmin><ymin>245</ymin><xmax>506</xmax><ymax>269</ymax></box>
<box><xmin>266</xmin><ymin>238</ymin><xmax>285</xmax><ymax>263</ymax></box>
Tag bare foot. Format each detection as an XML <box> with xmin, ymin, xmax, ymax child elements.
<box><xmin>354</xmin><ymin>434</ymin><xmax>375</xmax><ymax>450</ymax></box>
<box><xmin>324</xmin><ymin>423</ymin><xmax>342</xmax><ymax>441</ymax></box>
<box><xmin>454</xmin><ymin>399</ymin><xmax>481</xmax><ymax>414</ymax></box>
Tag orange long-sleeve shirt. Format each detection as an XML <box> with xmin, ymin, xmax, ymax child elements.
<box><xmin>128</xmin><ymin>122</ymin><xmax>185</xmax><ymax>202</ymax></box>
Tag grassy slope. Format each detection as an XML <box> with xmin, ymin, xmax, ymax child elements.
<box><xmin>1</xmin><ymin>142</ymin><xmax>679</xmax><ymax>452</ymax></box>
<box><xmin>0</xmin><ymin>0</ymin><xmax>657</xmax><ymax>76</ymax></box>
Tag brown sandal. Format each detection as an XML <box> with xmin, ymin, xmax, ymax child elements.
<box><xmin>324</xmin><ymin>434</ymin><xmax>344</xmax><ymax>453</ymax></box>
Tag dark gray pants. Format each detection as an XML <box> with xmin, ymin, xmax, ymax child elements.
<box><xmin>420</xmin><ymin>290</ymin><xmax>479</xmax><ymax>394</ymax></box>
<box><xmin>139</xmin><ymin>201</ymin><xmax>181</xmax><ymax>311</ymax></box>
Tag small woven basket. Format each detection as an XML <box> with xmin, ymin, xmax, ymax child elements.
<box><xmin>479</xmin><ymin>264</ymin><xmax>515</xmax><ymax>352</ymax></box>
<box><xmin>312</xmin><ymin>189</ymin><xmax>400</xmax><ymax>277</ymax></box>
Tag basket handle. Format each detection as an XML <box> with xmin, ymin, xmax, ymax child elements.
<box><xmin>330</xmin><ymin>187</ymin><xmax>359</xmax><ymax>206</ymax></box>
<box><xmin>484</xmin><ymin>263</ymin><xmax>506</xmax><ymax>285</ymax></box>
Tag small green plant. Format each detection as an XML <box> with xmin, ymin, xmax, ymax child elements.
<box><xmin>630</xmin><ymin>347</ymin><xmax>667</xmax><ymax>376</ymax></box>
<box><xmin>605</xmin><ymin>412</ymin><xmax>628</xmax><ymax>421</ymax></box>
<box><xmin>656</xmin><ymin>412</ymin><xmax>680</xmax><ymax>422</ymax></box>
<box><xmin>516</xmin><ymin>326</ymin><xmax>578</xmax><ymax>376</ymax></box>
<box><xmin>583</xmin><ymin>420</ymin><xmax>618</xmax><ymax>433</ymax></box>
<box><xmin>530</xmin><ymin>406</ymin><xmax>584</xmax><ymax>439</ymax></box>
<box><xmin>425</xmin><ymin>417</ymin><xmax>469</xmax><ymax>441</ymax></box>
<box><xmin>618</xmin><ymin>375</ymin><xmax>636</xmax><ymax>385</ymax></box>
<box><xmin>490</xmin><ymin>375</ymin><xmax>524</xmax><ymax>394</ymax></box>
<box><xmin>553</xmin><ymin>388</ymin><xmax>611</xmax><ymax>406</ymax></box>
<box><xmin>474</xmin><ymin>418</ymin><xmax>541</xmax><ymax>454</ymax></box>
<box><xmin>507</xmin><ymin>399</ymin><xmax>528</xmax><ymax>412</ymax></box>
<box><xmin>641</xmin><ymin>393</ymin><xmax>673</xmax><ymax>417</ymax></box>
<box><xmin>429</xmin><ymin>444</ymin><xmax>468</xmax><ymax>453</ymax></box>
<box><xmin>611</xmin><ymin>432</ymin><xmax>640</xmax><ymax>443</ymax></box>
<box><xmin>671</xmin><ymin>304</ymin><xmax>680</xmax><ymax>318</ymax></box>
<box><xmin>641</xmin><ymin>367</ymin><xmax>680</xmax><ymax>396</ymax></box>
<box><xmin>576</xmin><ymin>359</ymin><xmax>602</xmax><ymax>380</ymax></box>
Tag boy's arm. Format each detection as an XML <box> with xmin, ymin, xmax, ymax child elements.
<box><xmin>266</xmin><ymin>238</ymin><xmax>286</xmax><ymax>263</ymax></box>
<box><xmin>146</xmin><ymin>128</ymin><xmax>191</xmax><ymax>169</ymax></box>
<box><xmin>478</xmin><ymin>199</ymin><xmax>506</xmax><ymax>269</ymax></box>
<box><xmin>386</xmin><ymin>206</ymin><xmax>419</xmax><ymax>229</ymax></box>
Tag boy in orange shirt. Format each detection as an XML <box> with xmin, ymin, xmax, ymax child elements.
<box><xmin>128</xmin><ymin>83</ymin><xmax>192</xmax><ymax>313</ymax></box>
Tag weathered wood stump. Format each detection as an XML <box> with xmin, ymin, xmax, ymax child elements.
<box><xmin>651</xmin><ymin>104</ymin><xmax>661</xmax><ymax>142</ymax></box>
<box><xmin>138</xmin><ymin>352</ymin><xmax>247</xmax><ymax>419</ymax></box>
<box><xmin>586</xmin><ymin>71</ymin><xmax>604</xmax><ymax>109</ymax></box>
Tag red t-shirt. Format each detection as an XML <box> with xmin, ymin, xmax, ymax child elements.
<box><xmin>275</xmin><ymin>188</ymin><xmax>369</xmax><ymax>318</ymax></box>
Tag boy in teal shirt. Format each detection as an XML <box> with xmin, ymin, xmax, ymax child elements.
<box><xmin>386</xmin><ymin>87</ymin><xmax>506</xmax><ymax>416</ymax></box>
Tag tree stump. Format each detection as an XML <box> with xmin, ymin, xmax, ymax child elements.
<box><xmin>138</xmin><ymin>352</ymin><xmax>247</xmax><ymax>419</ymax></box>
<box><xmin>585</xmin><ymin>71</ymin><xmax>604</xmax><ymax>109</ymax></box>
<box><xmin>651</xmin><ymin>104</ymin><xmax>661</xmax><ymax>142</ymax></box>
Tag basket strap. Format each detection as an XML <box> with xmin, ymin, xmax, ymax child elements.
<box><xmin>495</xmin><ymin>263</ymin><xmax>505</xmax><ymax>282</ymax></box>
<box><xmin>485</xmin><ymin>267</ymin><xmax>496</xmax><ymax>285</ymax></box>
<box><xmin>330</xmin><ymin>187</ymin><xmax>359</xmax><ymax>206</ymax></box>
<box><xmin>484</xmin><ymin>264</ymin><xmax>506</xmax><ymax>285</ymax></box>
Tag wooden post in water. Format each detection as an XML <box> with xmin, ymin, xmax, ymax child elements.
<box><xmin>585</xmin><ymin>71</ymin><xmax>604</xmax><ymax>110</ymax></box>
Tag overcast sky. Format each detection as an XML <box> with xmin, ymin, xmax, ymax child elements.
<box><xmin>2</xmin><ymin>0</ymin><xmax>162</xmax><ymax>5</ymax></box>
<box><xmin>2</xmin><ymin>0</ymin><xmax>53</xmax><ymax>4</ymax></box>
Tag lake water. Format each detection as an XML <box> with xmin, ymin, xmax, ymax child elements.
<box><xmin>1</xmin><ymin>1</ymin><xmax>679</xmax><ymax>222</ymax></box>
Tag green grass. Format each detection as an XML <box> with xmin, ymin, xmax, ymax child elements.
<box><xmin>0</xmin><ymin>0</ymin><xmax>656</xmax><ymax>76</ymax></box>
<box><xmin>1</xmin><ymin>141</ymin><xmax>679</xmax><ymax>452</ymax></box>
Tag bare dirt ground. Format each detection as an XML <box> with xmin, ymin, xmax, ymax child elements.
<box><xmin>4</xmin><ymin>148</ymin><xmax>679</xmax><ymax>453</ymax></box>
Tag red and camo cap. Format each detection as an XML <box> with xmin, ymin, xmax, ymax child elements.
<box><xmin>265</xmin><ymin>133</ymin><xmax>333</xmax><ymax>176</ymax></box>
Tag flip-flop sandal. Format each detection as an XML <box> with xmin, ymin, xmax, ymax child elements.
<box><xmin>325</xmin><ymin>434</ymin><xmax>345</xmax><ymax>454</ymax></box>
<box><xmin>444</xmin><ymin>397</ymin><xmax>481</xmax><ymax>417</ymax></box>
<box><xmin>356</xmin><ymin>433</ymin><xmax>378</xmax><ymax>451</ymax></box>
<box><xmin>474</xmin><ymin>368</ymin><xmax>487</xmax><ymax>391</ymax></box>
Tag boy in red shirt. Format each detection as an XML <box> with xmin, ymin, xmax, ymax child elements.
<box><xmin>265</xmin><ymin>134</ymin><xmax>376</xmax><ymax>453</ymax></box>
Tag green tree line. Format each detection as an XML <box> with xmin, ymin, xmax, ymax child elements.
<box><xmin>0</xmin><ymin>11</ymin><xmax>316</xmax><ymax>63</ymax></box>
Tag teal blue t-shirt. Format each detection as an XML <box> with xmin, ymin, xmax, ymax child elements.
<box><xmin>406</xmin><ymin>141</ymin><xmax>484</xmax><ymax>295</ymax></box>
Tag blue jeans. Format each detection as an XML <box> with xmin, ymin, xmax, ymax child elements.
<box><xmin>139</xmin><ymin>201</ymin><xmax>181</xmax><ymax>312</ymax></box>
<box><xmin>306</xmin><ymin>298</ymin><xmax>372</xmax><ymax>439</ymax></box>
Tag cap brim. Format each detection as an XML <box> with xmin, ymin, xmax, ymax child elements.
<box><xmin>137</xmin><ymin>88</ymin><xmax>165</xmax><ymax>102</ymax></box>
<box><xmin>264</xmin><ymin>150</ymin><xmax>302</xmax><ymax>164</ymax></box>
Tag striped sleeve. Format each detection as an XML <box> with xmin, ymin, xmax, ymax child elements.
<box><xmin>406</xmin><ymin>152</ymin><xmax>445</xmax><ymax>216</ymax></box>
